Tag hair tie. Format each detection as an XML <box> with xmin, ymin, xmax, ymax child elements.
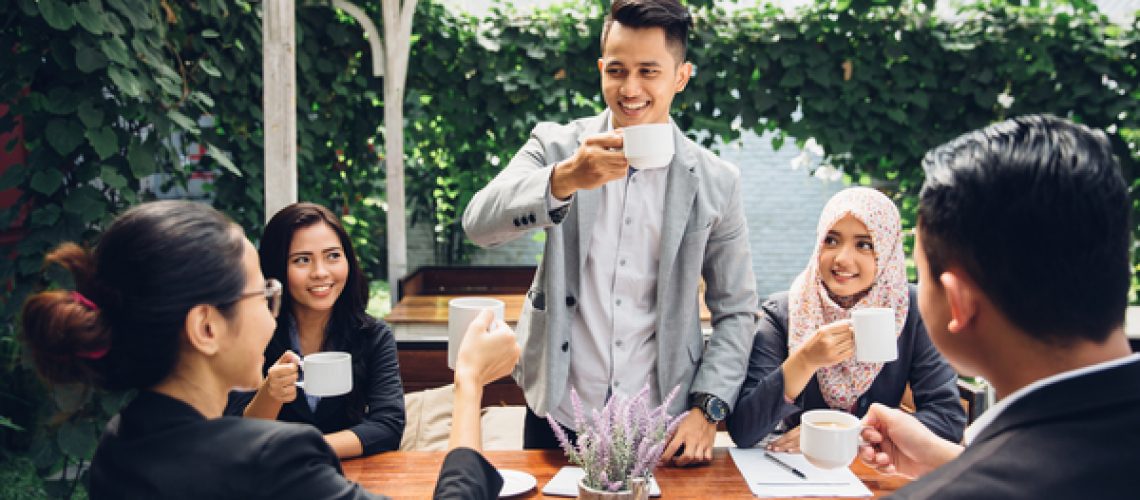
<box><xmin>76</xmin><ymin>345</ymin><xmax>110</xmax><ymax>360</ymax></box>
<box><xmin>71</xmin><ymin>291</ymin><xmax>98</xmax><ymax>311</ymax></box>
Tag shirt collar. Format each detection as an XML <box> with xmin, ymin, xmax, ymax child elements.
<box><xmin>963</xmin><ymin>353</ymin><xmax>1140</xmax><ymax>444</ymax></box>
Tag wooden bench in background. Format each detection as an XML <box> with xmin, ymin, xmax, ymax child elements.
<box><xmin>392</xmin><ymin>266</ymin><xmax>536</xmax><ymax>407</ymax></box>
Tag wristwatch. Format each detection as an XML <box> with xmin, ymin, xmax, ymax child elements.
<box><xmin>691</xmin><ymin>392</ymin><xmax>729</xmax><ymax>424</ymax></box>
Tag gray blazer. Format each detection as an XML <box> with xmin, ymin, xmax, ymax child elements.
<box><xmin>462</xmin><ymin>110</ymin><xmax>758</xmax><ymax>417</ymax></box>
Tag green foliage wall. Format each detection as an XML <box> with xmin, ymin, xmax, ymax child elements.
<box><xmin>0</xmin><ymin>0</ymin><xmax>1135</xmax><ymax>494</ymax></box>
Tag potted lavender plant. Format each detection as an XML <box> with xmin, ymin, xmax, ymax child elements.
<box><xmin>547</xmin><ymin>384</ymin><xmax>684</xmax><ymax>500</ymax></box>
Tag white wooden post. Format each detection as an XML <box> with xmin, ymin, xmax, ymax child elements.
<box><xmin>381</xmin><ymin>0</ymin><xmax>417</xmax><ymax>306</ymax></box>
<box><xmin>263</xmin><ymin>0</ymin><xmax>298</xmax><ymax>222</ymax></box>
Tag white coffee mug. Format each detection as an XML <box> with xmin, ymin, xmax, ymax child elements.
<box><xmin>622</xmin><ymin>123</ymin><xmax>674</xmax><ymax>169</ymax></box>
<box><xmin>800</xmin><ymin>409</ymin><xmax>863</xmax><ymax>469</ymax></box>
<box><xmin>447</xmin><ymin>297</ymin><xmax>505</xmax><ymax>369</ymax></box>
<box><xmin>851</xmin><ymin>307</ymin><xmax>898</xmax><ymax>362</ymax></box>
<box><xmin>294</xmin><ymin>351</ymin><xmax>353</xmax><ymax>397</ymax></box>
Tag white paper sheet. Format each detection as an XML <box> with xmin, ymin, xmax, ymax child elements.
<box><xmin>729</xmin><ymin>448</ymin><xmax>873</xmax><ymax>498</ymax></box>
<box><xmin>541</xmin><ymin>466</ymin><xmax>662</xmax><ymax>497</ymax></box>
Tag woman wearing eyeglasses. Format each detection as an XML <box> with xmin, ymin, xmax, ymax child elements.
<box><xmin>21</xmin><ymin>200</ymin><xmax>518</xmax><ymax>498</ymax></box>
<box><xmin>226</xmin><ymin>202</ymin><xmax>405</xmax><ymax>459</ymax></box>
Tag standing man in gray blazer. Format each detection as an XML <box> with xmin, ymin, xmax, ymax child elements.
<box><xmin>463</xmin><ymin>0</ymin><xmax>757</xmax><ymax>465</ymax></box>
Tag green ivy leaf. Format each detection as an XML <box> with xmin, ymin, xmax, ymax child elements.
<box><xmin>30</xmin><ymin>205</ymin><xmax>61</xmax><ymax>227</ymax></box>
<box><xmin>77</xmin><ymin>100</ymin><xmax>105</xmax><ymax>128</ymax></box>
<box><xmin>108</xmin><ymin>66</ymin><xmax>142</xmax><ymax>97</ymax></box>
<box><xmin>57</xmin><ymin>421</ymin><xmax>98</xmax><ymax>459</ymax></box>
<box><xmin>199</xmin><ymin>59</ymin><xmax>222</xmax><ymax>78</ymax></box>
<box><xmin>167</xmin><ymin>110</ymin><xmax>199</xmax><ymax>133</ymax></box>
<box><xmin>86</xmin><ymin>126</ymin><xmax>118</xmax><ymax>160</ymax></box>
<box><xmin>38</xmin><ymin>0</ymin><xmax>76</xmax><ymax>31</ymax></box>
<box><xmin>207</xmin><ymin>143</ymin><xmax>241</xmax><ymax>177</ymax></box>
<box><xmin>100</xmin><ymin>37</ymin><xmax>132</xmax><ymax>66</ymax></box>
<box><xmin>202</xmin><ymin>29</ymin><xmax>220</xmax><ymax>38</ymax></box>
<box><xmin>45</xmin><ymin>119</ymin><xmax>84</xmax><ymax>155</ymax></box>
<box><xmin>62</xmin><ymin>186</ymin><xmax>106</xmax><ymax>221</ymax></box>
<box><xmin>100</xmin><ymin>166</ymin><xmax>128</xmax><ymax>190</ymax></box>
<box><xmin>127</xmin><ymin>139</ymin><xmax>157</xmax><ymax>178</ymax></box>
<box><xmin>74</xmin><ymin>1</ymin><xmax>107</xmax><ymax>35</ymax></box>
<box><xmin>76</xmin><ymin>44</ymin><xmax>108</xmax><ymax>73</ymax></box>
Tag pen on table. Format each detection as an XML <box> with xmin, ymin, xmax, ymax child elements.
<box><xmin>763</xmin><ymin>451</ymin><xmax>807</xmax><ymax>480</ymax></box>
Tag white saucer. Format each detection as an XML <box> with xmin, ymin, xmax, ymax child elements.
<box><xmin>499</xmin><ymin>469</ymin><xmax>537</xmax><ymax>497</ymax></box>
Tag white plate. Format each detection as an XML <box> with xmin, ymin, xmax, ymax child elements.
<box><xmin>498</xmin><ymin>469</ymin><xmax>537</xmax><ymax>498</ymax></box>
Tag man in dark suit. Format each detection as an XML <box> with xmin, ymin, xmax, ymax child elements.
<box><xmin>858</xmin><ymin>114</ymin><xmax>1140</xmax><ymax>498</ymax></box>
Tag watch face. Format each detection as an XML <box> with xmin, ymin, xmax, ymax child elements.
<box><xmin>706</xmin><ymin>397</ymin><xmax>728</xmax><ymax>421</ymax></box>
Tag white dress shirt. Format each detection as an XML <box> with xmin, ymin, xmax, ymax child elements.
<box><xmin>963</xmin><ymin>353</ymin><xmax>1140</xmax><ymax>445</ymax></box>
<box><xmin>545</xmin><ymin>122</ymin><xmax>673</xmax><ymax>426</ymax></box>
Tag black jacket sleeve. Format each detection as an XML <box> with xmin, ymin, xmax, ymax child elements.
<box><xmin>348</xmin><ymin>319</ymin><xmax>407</xmax><ymax>456</ymax></box>
<box><xmin>432</xmin><ymin>447</ymin><xmax>504</xmax><ymax>500</ymax></box>
<box><xmin>726</xmin><ymin>293</ymin><xmax>802</xmax><ymax>448</ymax></box>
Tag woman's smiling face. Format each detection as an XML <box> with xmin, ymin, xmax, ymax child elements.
<box><xmin>818</xmin><ymin>214</ymin><xmax>877</xmax><ymax>298</ymax></box>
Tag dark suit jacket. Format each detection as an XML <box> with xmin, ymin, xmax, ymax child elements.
<box><xmin>890</xmin><ymin>356</ymin><xmax>1140</xmax><ymax>499</ymax></box>
<box><xmin>228</xmin><ymin>316</ymin><xmax>405</xmax><ymax>456</ymax></box>
<box><xmin>89</xmin><ymin>392</ymin><xmax>503</xmax><ymax>499</ymax></box>
<box><xmin>727</xmin><ymin>286</ymin><xmax>965</xmax><ymax>448</ymax></box>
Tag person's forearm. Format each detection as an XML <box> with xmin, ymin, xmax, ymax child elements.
<box><xmin>781</xmin><ymin>351</ymin><xmax>817</xmax><ymax>401</ymax></box>
<box><xmin>324</xmin><ymin>430</ymin><xmax>364</xmax><ymax>459</ymax></box>
<box><xmin>243</xmin><ymin>388</ymin><xmax>284</xmax><ymax>420</ymax></box>
<box><xmin>448</xmin><ymin>377</ymin><xmax>485</xmax><ymax>451</ymax></box>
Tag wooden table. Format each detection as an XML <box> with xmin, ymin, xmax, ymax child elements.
<box><xmin>343</xmin><ymin>449</ymin><xmax>908</xmax><ymax>499</ymax></box>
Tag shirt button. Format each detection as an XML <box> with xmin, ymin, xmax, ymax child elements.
<box><xmin>619</xmin><ymin>259</ymin><xmax>626</xmax><ymax>266</ymax></box>
<box><xmin>615</xmin><ymin>298</ymin><xmax>622</xmax><ymax>306</ymax></box>
<box><xmin>615</xmin><ymin>340</ymin><xmax>624</xmax><ymax>348</ymax></box>
<box><xmin>614</xmin><ymin>381</ymin><xmax>621</xmax><ymax>388</ymax></box>
<box><xmin>561</xmin><ymin>341</ymin><xmax>569</xmax><ymax>352</ymax></box>
<box><xmin>565</xmin><ymin>295</ymin><xmax>576</xmax><ymax>307</ymax></box>
<box><xmin>624</xmin><ymin>217</ymin><xmax>631</xmax><ymax>225</ymax></box>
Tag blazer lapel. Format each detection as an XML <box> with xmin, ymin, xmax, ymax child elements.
<box><xmin>574</xmin><ymin>111</ymin><xmax>611</xmax><ymax>271</ymax></box>
<box><xmin>655</xmin><ymin>125</ymin><xmax>699</xmax><ymax>305</ymax></box>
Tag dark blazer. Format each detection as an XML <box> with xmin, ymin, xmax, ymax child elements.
<box><xmin>89</xmin><ymin>392</ymin><xmax>502</xmax><ymax>499</ymax></box>
<box><xmin>228</xmin><ymin>316</ymin><xmax>405</xmax><ymax>456</ymax></box>
<box><xmin>727</xmin><ymin>286</ymin><xmax>965</xmax><ymax>448</ymax></box>
<box><xmin>891</xmin><ymin>356</ymin><xmax>1140</xmax><ymax>499</ymax></box>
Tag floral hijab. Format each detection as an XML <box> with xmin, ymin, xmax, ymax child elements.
<box><xmin>787</xmin><ymin>187</ymin><xmax>909</xmax><ymax>411</ymax></box>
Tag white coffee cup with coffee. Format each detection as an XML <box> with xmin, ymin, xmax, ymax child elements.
<box><xmin>851</xmin><ymin>307</ymin><xmax>898</xmax><ymax>362</ymax></box>
<box><xmin>447</xmin><ymin>297</ymin><xmax>505</xmax><ymax>369</ymax></box>
<box><xmin>622</xmin><ymin>123</ymin><xmax>674</xmax><ymax>169</ymax></box>
<box><xmin>294</xmin><ymin>351</ymin><xmax>353</xmax><ymax>397</ymax></box>
<box><xmin>800</xmin><ymin>409</ymin><xmax>864</xmax><ymax>469</ymax></box>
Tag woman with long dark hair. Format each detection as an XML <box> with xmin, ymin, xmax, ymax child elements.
<box><xmin>21</xmin><ymin>200</ymin><xmax>516</xmax><ymax>499</ymax></box>
<box><xmin>228</xmin><ymin>202</ymin><xmax>403</xmax><ymax>458</ymax></box>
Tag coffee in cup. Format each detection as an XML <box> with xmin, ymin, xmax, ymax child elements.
<box><xmin>294</xmin><ymin>351</ymin><xmax>353</xmax><ymax>397</ymax></box>
<box><xmin>851</xmin><ymin>307</ymin><xmax>898</xmax><ymax>362</ymax></box>
<box><xmin>800</xmin><ymin>409</ymin><xmax>864</xmax><ymax>469</ymax></box>
<box><xmin>448</xmin><ymin>297</ymin><xmax>506</xmax><ymax>369</ymax></box>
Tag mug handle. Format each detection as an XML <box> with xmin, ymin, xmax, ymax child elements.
<box><xmin>293</xmin><ymin>359</ymin><xmax>305</xmax><ymax>390</ymax></box>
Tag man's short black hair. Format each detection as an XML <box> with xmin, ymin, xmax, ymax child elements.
<box><xmin>601</xmin><ymin>0</ymin><xmax>692</xmax><ymax>64</ymax></box>
<box><xmin>918</xmin><ymin>114</ymin><xmax>1130</xmax><ymax>345</ymax></box>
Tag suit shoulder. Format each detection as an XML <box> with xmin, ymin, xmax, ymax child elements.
<box><xmin>684</xmin><ymin>136</ymin><xmax>741</xmax><ymax>178</ymax></box>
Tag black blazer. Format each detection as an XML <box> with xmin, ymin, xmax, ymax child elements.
<box><xmin>727</xmin><ymin>286</ymin><xmax>966</xmax><ymax>448</ymax></box>
<box><xmin>228</xmin><ymin>316</ymin><xmax>405</xmax><ymax>456</ymax></box>
<box><xmin>89</xmin><ymin>392</ymin><xmax>503</xmax><ymax>499</ymax></box>
<box><xmin>891</xmin><ymin>356</ymin><xmax>1140</xmax><ymax>499</ymax></box>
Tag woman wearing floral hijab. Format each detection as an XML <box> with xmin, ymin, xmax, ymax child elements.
<box><xmin>726</xmin><ymin>187</ymin><xmax>965</xmax><ymax>450</ymax></box>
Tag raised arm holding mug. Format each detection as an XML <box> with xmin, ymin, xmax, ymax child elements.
<box><xmin>20</xmin><ymin>200</ymin><xmax>519</xmax><ymax>499</ymax></box>
<box><xmin>727</xmin><ymin>187</ymin><xmax>965</xmax><ymax>452</ymax></box>
<box><xmin>462</xmin><ymin>0</ymin><xmax>758</xmax><ymax>466</ymax></box>
<box><xmin>857</xmin><ymin>115</ymin><xmax>1140</xmax><ymax>498</ymax></box>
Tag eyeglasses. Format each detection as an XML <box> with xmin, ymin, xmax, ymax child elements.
<box><xmin>233</xmin><ymin>278</ymin><xmax>283</xmax><ymax>317</ymax></box>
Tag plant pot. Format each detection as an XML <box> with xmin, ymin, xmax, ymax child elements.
<box><xmin>577</xmin><ymin>477</ymin><xmax>649</xmax><ymax>500</ymax></box>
